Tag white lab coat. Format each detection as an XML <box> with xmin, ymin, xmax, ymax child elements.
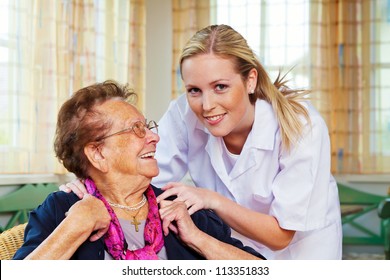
<box><xmin>153</xmin><ymin>94</ymin><xmax>342</xmax><ymax>260</ymax></box>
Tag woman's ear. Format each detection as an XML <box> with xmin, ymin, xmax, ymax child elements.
<box><xmin>247</xmin><ymin>68</ymin><xmax>258</xmax><ymax>94</ymax></box>
<box><xmin>84</xmin><ymin>143</ymin><xmax>108</xmax><ymax>173</ymax></box>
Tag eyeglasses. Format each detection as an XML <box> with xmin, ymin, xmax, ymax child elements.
<box><xmin>98</xmin><ymin>120</ymin><xmax>158</xmax><ymax>141</ymax></box>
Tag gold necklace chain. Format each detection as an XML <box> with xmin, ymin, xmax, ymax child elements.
<box><xmin>107</xmin><ymin>194</ymin><xmax>147</xmax><ymax>211</ymax></box>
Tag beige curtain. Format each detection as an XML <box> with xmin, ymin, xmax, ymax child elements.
<box><xmin>0</xmin><ymin>0</ymin><xmax>145</xmax><ymax>174</ymax></box>
<box><xmin>311</xmin><ymin>0</ymin><xmax>390</xmax><ymax>174</ymax></box>
<box><xmin>171</xmin><ymin>0</ymin><xmax>210</xmax><ymax>99</ymax></box>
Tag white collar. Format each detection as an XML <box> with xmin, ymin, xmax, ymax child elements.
<box><xmin>250</xmin><ymin>99</ymin><xmax>278</xmax><ymax>150</ymax></box>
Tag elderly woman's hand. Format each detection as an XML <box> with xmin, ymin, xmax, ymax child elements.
<box><xmin>158</xmin><ymin>200</ymin><xmax>201</xmax><ymax>244</ymax></box>
<box><xmin>156</xmin><ymin>182</ymin><xmax>219</xmax><ymax>215</ymax></box>
<box><xmin>66</xmin><ymin>194</ymin><xmax>111</xmax><ymax>242</ymax></box>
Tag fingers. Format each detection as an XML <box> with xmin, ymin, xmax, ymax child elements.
<box><xmin>78</xmin><ymin>193</ymin><xmax>90</xmax><ymax>201</ymax></box>
<box><xmin>89</xmin><ymin>226</ymin><xmax>109</xmax><ymax>242</ymax></box>
<box><xmin>159</xmin><ymin>200</ymin><xmax>200</xmax><ymax>244</ymax></box>
<box><xmin>160</xmin><ymin>181</ymin><xmax>181</xmax><ymax>191</ymax></box>
<box><xmin>187</xmin><ymin>204</ymin><xmax>202</xmax><ymax>216</ymax></box>
<box><xmin>73</xmin><ymin>179</ymin><xmax>88</xmax><ymax>196</ymax></box>
<box><xmin>161</xmin><ymin>214</ymin><xmax>173</xmax><ymax>236</ymax></box>
<box><xmin>156</xmin><ymin>189</ymin><xmax>176</xmax><ymax>203</ymax></box>
<box><xmin>158</xmin><ymin>188</ymin><xmax>197</xmax><ymax>215</ymax></box>
<box><xmin>159</xmin><ymin>200</ymin><xmax>177</xmax><ymax>236</ymax></box>
<box><xmin>158</xmin><ymin>200</ymin><xmax>173</xmax><ymax>220</ymax></box>
<box><xmin>63</xmin><ymin>179</ymin><xmax>87</xmax><ymax>199</ymax></box>
<box><xmin>157</xmin><ymin>182</ymin><xmax>181</xmax><ymax>203</ymax></box>
<box><xmin>168</xmin><ymin>223</ymin><xmax>178</xmax><ymax>235</ymax></box>
<box><xmin>157</xmin><ymin>182</ymin><xmax>196</xmax><ymax>203</ymax></box>
<box><xmin>159</xmin><ymin>200</ymin><xmax>194</xmax><ymax>237</ymax></box>
<box><xmin>59</xmin><ymin>184</ymin><xmax>71</xmax><ymax>192</ymax></box>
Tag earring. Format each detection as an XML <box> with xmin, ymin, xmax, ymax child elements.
<box><xmin>249</xmin><ymin>89</ymin><xmax>254</xmax><ymax>94</ymax></box>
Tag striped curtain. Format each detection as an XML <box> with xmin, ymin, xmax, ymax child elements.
<box><xmin>311</xmin><ymin>0</ymin><xmax>390</xmax><ymax>174</ymax></box>
<box><xmin>0</xmin><ymin>0</ymin><xmax>145</xmax><ymax>174</ymax></box>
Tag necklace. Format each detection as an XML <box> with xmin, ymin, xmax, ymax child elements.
<box><xmin>85</xmin><ymin>179</ymin><xmax>164</xmax><ymax>259</ymax></box>
<box><xmin>107</xmin><ymin>194</ymin><xmax>147</xmax><ymax>211</ymax></box>
<box><xmin>130</xmin><ymin>205</ymin><xmax>144</xmax><ymax>232</ymax></box>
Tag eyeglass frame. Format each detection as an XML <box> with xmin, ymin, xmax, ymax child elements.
<box><xmin>97</xmin><ymin>119</ymin><xmax>158</xmax><ymax>141</ymax></box>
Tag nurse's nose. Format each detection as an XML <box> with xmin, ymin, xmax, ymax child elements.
<box><xmin>202</xmin><ymin>91</ymin><xmax>216</xmax><ymax>111</ymax></box>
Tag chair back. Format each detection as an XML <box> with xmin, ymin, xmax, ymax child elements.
<box><xmin>0</xmin><ymin>223</ymin><xmax>26</xmax><ymax>260</ymax></box>
<box><xmin>0</xmin><ymin>183</ymin><xmax>58</xmax><ymax>231</ymax></box>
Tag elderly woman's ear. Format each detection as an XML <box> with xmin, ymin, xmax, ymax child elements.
<box><xmin>84</xmin><ymin>143</ymin><xmax>109</xmax><ymax>173</ymax></box>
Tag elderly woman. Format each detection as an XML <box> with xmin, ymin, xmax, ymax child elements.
<box><xmin>13</xmin><ymin>80</ymin><xmax>263</xmax><ymax>260</ymax></box>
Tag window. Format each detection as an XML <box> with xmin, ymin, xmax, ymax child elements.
<box><xmin>372</xmin><ymin>1</ymin><xmax>390</xmax><ymax>156</ymax></box>
<box><xmin>212</xmin><ymin>0</ymin><xmax>310</xmax><ymax>88</ymax></box>
<box><xmin>0</xmin><ymin>0</ymin><xmax>9</xmax><ymax>147</ymax></box>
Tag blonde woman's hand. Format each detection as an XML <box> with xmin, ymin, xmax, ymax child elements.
<box><xmin>58</xmin><ymin>178</ymin><xmax>88</xmax><ymax>199</ymax></box>
<box><xmin>156</xmin><ymin>182</ymin><xmax>218</xmax><ymax>215</ymax></box>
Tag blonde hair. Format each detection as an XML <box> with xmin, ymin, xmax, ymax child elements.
<box><xmin>180</xmin><ymin>24</ymin><xmax>309</xmax><ymax>152</ymax></box>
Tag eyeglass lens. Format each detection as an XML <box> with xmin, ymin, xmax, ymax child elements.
<box><xmin>132</xmin><ymin>120</ymin><xmax>158</xmax><ymax>138</ymax></box>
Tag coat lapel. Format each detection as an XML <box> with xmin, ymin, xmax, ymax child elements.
<box><xmin>205</xmin><ymin>136</ymin><xmax>231</xmax><ymax>187</ymax></box>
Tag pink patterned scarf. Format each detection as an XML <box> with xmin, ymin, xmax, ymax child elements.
<box><xmin>85</xmin><ymin>178</ymin><xmax>164</xmax><ymax>260</ymax></box>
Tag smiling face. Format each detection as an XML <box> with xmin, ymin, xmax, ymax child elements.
<box><xmin>181</xmin><ymin>53</ymin><xmax>257</xmax><ymax>153</ymax></box>
<box><xmin>95</xmin><ymin>99</ymin><xmax>160</xmax><ymax>181</ymax></box>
